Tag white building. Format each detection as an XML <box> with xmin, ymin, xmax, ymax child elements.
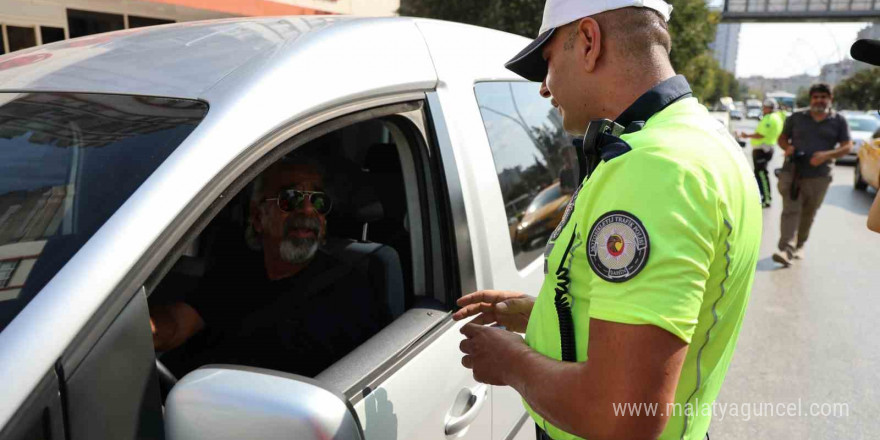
<box><xmin>857</xmin><ymin>22</ymin><xmax>880</xmax><ymax>40</ymax></box>
<box><xmin>0</xmin><ymin>0</ymin><xmax>400</xmax><ymax>55</ymax></box>
<box><xmin>820</xmin><ymin>58</ymin><xmax>858</xmax><ymax>86</ymax></box>
<box><xmin>710</xmin><ymin>22</ymin><xmax>740</xmax><ymax>73</ymax></box>
<box><xmin>739</xmin><ymin>74</ymin><xmax>819</xmax><ymax>96</ymax></box>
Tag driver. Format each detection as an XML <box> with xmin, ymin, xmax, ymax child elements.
<box><xmin>150</xmin><ymin>157</ymin><xmax>388</xmax><ymax>376</ymax></box>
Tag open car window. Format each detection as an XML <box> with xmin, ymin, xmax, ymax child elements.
<box><xmin>148</xmin><ymin>104</ymin><xmax>455</xmax><ymax>395</ymax></box>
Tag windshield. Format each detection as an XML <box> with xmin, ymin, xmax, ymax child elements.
<box><xmin>847</xmin><ymin>117</ymin><xmax>879</xmax><ymax>133</ymax></box>
<box><xmin>0</xmin><ymin>93</ymin><xmax>207</xmax><ymax>331</ymax></box>
<box><xmin>526</xmin><ymin>184</ymin><xmax>562</xmax><ymax>214</ymax></box>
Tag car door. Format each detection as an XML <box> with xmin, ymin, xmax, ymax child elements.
<box><xmin>336</xmin><ymin>97</ymin><xmax>492</xmax><ymax>440</ymax></box>
<box><xmin>136</xmin><ymin>97</ymin><xmax>493</xmax><ymax>440</ymax></box>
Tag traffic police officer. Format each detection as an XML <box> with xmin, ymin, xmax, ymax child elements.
<box><xmin>738</xmin><ymin>98</ymin><xmax>786</xmax><ymax>207</ymax></box>
<box><xmin>454</xmin><ymin>1</ymin><xmax>762</xmax><ymax>439</ymax></box>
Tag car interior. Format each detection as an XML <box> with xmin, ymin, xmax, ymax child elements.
<box><xmin>146</xmin><ymin>113</ymin><xmax>452</xmax><ymax>398</ymax></box>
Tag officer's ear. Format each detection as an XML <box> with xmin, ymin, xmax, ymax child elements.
<box><xmin>575</xmin><ymin>18</ymin><xmax>602</xmax><ymax>73</ymax></box>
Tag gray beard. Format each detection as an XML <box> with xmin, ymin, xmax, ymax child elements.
<box><xmin>279</xmin><ymin>237</ymin><xmax>319</xmax><ymax>265</ymax></box>
<box><xmin>811</xmin><ymin>105</ymin><xmax>830</xmax><ymax>114</ymax></box>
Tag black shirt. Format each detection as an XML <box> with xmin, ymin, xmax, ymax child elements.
<box><xmin>180</xmin><ymin>250</ymin><xmax>388</xmax><ymax>377</ymax></box>
<box><xmin>781</xmin><ymin>110</ymin><xmax>851</xmax><ymax>178</ymax></box>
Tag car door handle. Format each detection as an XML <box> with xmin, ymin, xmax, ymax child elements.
<box><xmin>444</xmin><ymin>384</ymin><xmax>489</xmax><ymax>437</ymax></box>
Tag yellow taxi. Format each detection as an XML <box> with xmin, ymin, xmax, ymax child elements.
<box><xmin>514</xmin><ymin>182</ymin><xmax>572</xmax><ymax>250</ymax></box>
<box><xmin>855</xmin><ymin>135</ymin><xmax>880</xmax><ymax>191</ymax></box>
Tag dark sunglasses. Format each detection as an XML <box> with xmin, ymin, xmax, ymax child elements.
<box><xmin>265</xmin><ymin>189</ymin><xmax>332</xmax><ymax>215</ymax></box>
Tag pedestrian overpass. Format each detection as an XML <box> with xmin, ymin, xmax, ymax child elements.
<box><xmin>723</xmin><ymin>0</ymin><xmax>880</xmax><ymax>21</ymax></box>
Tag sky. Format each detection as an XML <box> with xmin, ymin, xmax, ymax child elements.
<box><xmin>734</xmin><ymin>22</ymin><xmax>871</xmax><ymax>78</ymax></box>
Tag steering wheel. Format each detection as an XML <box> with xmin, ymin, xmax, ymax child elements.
<box><xmin>156</xmin><ymin>358</ymin><xmax>178</xmax><ymax>401</ymax></box>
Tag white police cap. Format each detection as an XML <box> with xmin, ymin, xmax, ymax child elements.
<box><xmin>505</xmin><ymin>0</ymin><xmax>674</xmax><ymax>82</ymax></box>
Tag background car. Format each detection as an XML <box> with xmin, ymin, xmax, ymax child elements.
<box><xmin>514</xmin><ymin>182</ymin><xmax>571</xmax><ymax>250</ymax></box>
<box><xmin>746</xmin><ymin>107</ymin><xmax>763</xmax><ymax>119</ymax></box>
<box><xmin>840</xmin><ymin>113</ymin><xmax>880</xmax><ymax>164</ymax></box>
<box><xmin>0</xmin><ymin>16</ymin><xmax>552</xmax><ymax>440</ymax></box>
<box><xmin>855</xmin><ymin>137</ymin><xmax>880</xmax><ymax>191</ymax></box>
<box><xmin>730</xmin><ymin>108</ymin><xmax>744</xmax><ymax>120</ymax></box>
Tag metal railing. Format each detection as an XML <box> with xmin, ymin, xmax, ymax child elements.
<box><xmin>723</xmin><ymin>0</ymin><xmax>880</xmax><ymax>21</ymax></box>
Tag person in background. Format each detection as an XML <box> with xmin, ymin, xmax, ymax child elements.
<box><xmin>773</xmin><ymin>83</ymin><xmax>852</xmax><ymax>267</ymax></box>
<box><xmin>739</xmin><ymin>99</ymin><xmax>786</xmax><ymax>208</ymax></box>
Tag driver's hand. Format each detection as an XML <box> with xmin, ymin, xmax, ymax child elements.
<box><xmin>453</xmin><ymin>290</ymin><xmax>534</xmax><ymax>334</ymax></box>
<box><xmin>809</xmin><ymin>151</ymin><xmax>828</xmax><ymax>167</ymax></box>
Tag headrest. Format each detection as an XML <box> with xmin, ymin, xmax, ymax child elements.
<box><xmin>355</xmin><ymin>199</ymin><xmax>384</xmax><ymax>223</ymax></box>
<box><xmin>364</xmin><ymin>143</ymin><xmax>401</xmax><ymax>174</ymax></box>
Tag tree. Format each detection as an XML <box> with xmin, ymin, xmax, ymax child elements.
<box><xmin>833</xmin><ymin>68</ymin><xmax>880</xmax><ymax>110</ymax></box>
<box><xmin>665</xmin><ymin>0</ymin><xmax>720</xmax><ymax>75</ymax></box>
<box><xmin>796</xmin><ymin>87</ymin><xmax>810</xmax><ymax>108</ymax></box>
<box><xmin>398</xmin><ymin>0</ymin><xmax>543</xmax><ymax>37</ymax></box>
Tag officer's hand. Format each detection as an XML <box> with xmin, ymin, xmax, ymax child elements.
<box><xmin>809</xmin><ymin>151</ymin><xmax>829</xmax><ymax>167</ymax></box>
<box><xmin>785</xmin><ymin>146</ymin><xmax>795</xmax><ymax>156</ymax></box>
<box><xmin>453</xmin><ymin>290</ymin><xmax>534</xmax><ymax>333</ymax></box>
<box><xmin>459</xmin><ymin>323</ymin><xmax>530</xmax><ymax>386</ymax></box>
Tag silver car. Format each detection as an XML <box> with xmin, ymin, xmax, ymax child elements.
<box><xmin>0</xmin><ymin>16</ymin><xmax>574</xmax><ymax>440</ymax></box>
<box><xmin>840</xmin><ymin>113</ymin><xmax>880</xmax><ymax>164</ymax></box>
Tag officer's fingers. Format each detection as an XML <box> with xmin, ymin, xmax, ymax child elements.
<box><xmin>496</xmin><ymin>297</ymin><xmax>534</xmax><ymax>315</ymax></box>
<box><xmin>470</xmin><ymin>312</ymin><xmax>499</xmax><ymax>326</ymax></box>
<box><xmin>460</xmin><ymin>323</ymin><xmax>484</xmax><ymax>338</ymax></box>
<box><xmin>461</xmin><ymin>355</ymin><xmax>473</xmax><ymax>369</ymax></box>
<box><xmin>452</xmin><ymin>302</ymin><xmax>493</xmax><ymax>321</ymax></box>
<box><xmin>459</xmin><ymin>339</ymin><xmax>475</xmax><ymax>355</ymax></box>
<box><xmin>456</xmin><ymin>291</ymin><xmax>490</xmax><ymax>307</ymax></box>
<box><xmin>456</xmin><ymin>290</ymin><xmax>515</xmax><ymax>307</ymax></box>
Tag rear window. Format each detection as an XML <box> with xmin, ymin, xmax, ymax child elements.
<box><xmin>848</xmin><ymin>117</ymin><xmax>879</xmax><ymax>133</ymax></box>
<box><xmin>0</xmin><ymin>92</ymin><xmax>207</xmax><ymax>331</ymax></box>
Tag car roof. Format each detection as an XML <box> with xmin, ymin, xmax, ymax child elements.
<box><xmin>0</xmin><ymin>16</ymin><xmax>423</xmax><ymax>99</ymax></box>
<box><xmin>0</xmin><ymin>16</ymin><xmax>527</xmax><ymax>100</ymax></box>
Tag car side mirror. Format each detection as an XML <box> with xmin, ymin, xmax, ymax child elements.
<box><xmin>165</xmin><ymin>366</ymin><xmax>364</xmax><ymax>440</ymax></box>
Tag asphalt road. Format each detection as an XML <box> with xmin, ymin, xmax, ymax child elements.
<box><xmin>709</xmin><ymin>118</ymin><xmax>880</xmax><ymax>439</ymax></box>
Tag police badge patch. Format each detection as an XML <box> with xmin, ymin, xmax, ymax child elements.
<box><xmin>586</xmin><ymin>211</ymin><xmax>650</xmax><ymax>282</ymax></box>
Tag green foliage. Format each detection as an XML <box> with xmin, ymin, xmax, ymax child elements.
<box><xmin>833</xmin><ymin>68</ymin><xmax>880</xmax><ymax>110</ymax></box>
<box><xmin>398</xmin><ymin>0</ymin><xmax>738</xmax><ymax>102</ymax></box>
<box><xmin>796</xmin><ymin>87</ymin><xmax>810</xmax><ymax>108</ymax></box>
<box><xmin>398</xmin><ymin>0</ymin><xmax>543</xmax><ymax>37</ymax></box>
<box><xmin>666</xmin><ymin>0</ymin><xmax>719</xmax><ymax>73</ymax></box>
<box><xmin>666</xmin><ymin>0</ymin><xmax>739</xmax><ymax>104</ymax></box>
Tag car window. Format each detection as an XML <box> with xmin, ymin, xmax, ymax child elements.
<box><xmin>0</xmin><ymin>92</ymin><xmax>207</xmax><ymax>332</ymax></box>
<box><xmin>474</xmin><ymin>82</ymin><xmax>576</xmax><ymax>269</ymax></box>
<box><xmin>848</xmin><ymin>117</ymin><xmax>879</xmax><ymax>133</ymax></box>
